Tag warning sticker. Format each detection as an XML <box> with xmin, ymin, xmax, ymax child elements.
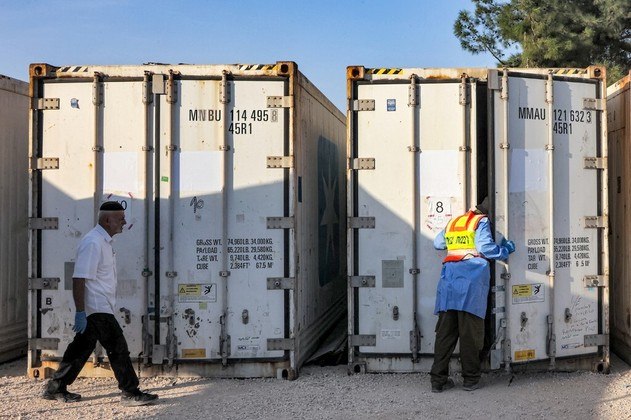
<box><xmin>178</xmin><ymin>283</ymin><xmax>217</xmax><ymax>303</ymax></box>
<box><xmin>514</xmin><ymin>349</ymin><xmax>536</xmax><ymax>362</ymax></box>
<box><xmin>512</xmin><ymin>283</ymin><xmax>545</xmax><ymax>304</ymax></box>
<box><xmin>181</xmin><ymin>348</ymin><xmax>206</xmax><ymax>358</ymax></box>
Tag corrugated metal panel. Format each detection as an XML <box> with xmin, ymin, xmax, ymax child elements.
<box><xmin>0</xmin><ymin>74</ymin><xmax>29</xmax><ymax>363</ymax></box>
<box><xmin>28</xmin><ymin>62</ymin><xmax>346</xmax><ymax>379</ymax></box>
<box><xmin>607</xmin><ymin>72</ymin><xmax>631</xmax><ymax>366</ymax></box>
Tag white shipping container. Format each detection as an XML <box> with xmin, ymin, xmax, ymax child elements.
<box><xmin>607</xmin><ymin>71</ymin><xmax>631</xmax><ymax>366</ymax></box>
<box><xmin>28</xmin><ymin>62</ymin><xmax>346</xmax><ymax>379</ymax></box>
<box><xmin>346</xmin><ymin>66</ymin><xmax>609</xmax><ymax>374</ymax></box>
<box><xmin>0</xmin><ymin>74</ymin><xmax>29</xmax><ymax>363</ymax></box>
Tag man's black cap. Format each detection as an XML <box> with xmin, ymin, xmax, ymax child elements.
<box><xmin>99</xmin><ymin>201</ymin><xmax>125</xmax><ymax>211</ymax></box>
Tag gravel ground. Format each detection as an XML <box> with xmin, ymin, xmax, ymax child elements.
<box><xmin>2</xmin><ymin>356</ymin><xmax>631</xmax><ymax>419</ymax></box>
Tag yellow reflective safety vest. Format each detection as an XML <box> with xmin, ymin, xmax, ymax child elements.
<box><xmin>443</xmin><ymin>210</ymin><xmax>485</xmax><ymax>263</ymax></box>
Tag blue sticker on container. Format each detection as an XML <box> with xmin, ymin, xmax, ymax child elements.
<box><xmin>387</xmin><ymin>99</ymin><xmax>396</xmax><ymax>111</ymax></box>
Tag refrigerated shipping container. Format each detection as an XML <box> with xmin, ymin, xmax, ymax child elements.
<box><xmin>0</xmin><ymin>74</ymin><xmax>29</xmax><ymax>363</ymax></box>
<box><xmin>27</xmin><ymin>62</ymin><xmax>346</xmax><ymax>379</ymax></box>
<box><xmin>346</xmin><ymin>66</ymin><xmax>609</xmax><ymax>374</ymax></box>
<box><xmin>607</xmin><ymin>71</ymin><xmax>631</xmax><ymax>366</ymax></box>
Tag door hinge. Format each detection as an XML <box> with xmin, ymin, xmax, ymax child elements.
<box><xmin>33</xmin><ymin>98</ymin><xmax>60</xmax><ymax>110</ymax></box>
<box><xmin>584</xmin><ymin>157</ymin><xmax>606</xmax><ymax>170</ymax></box>
<box><xmin>29</xmin><ymin>338</ymin><xmax>60</xmax><ymax>350</ymax></box>
<box><xmin>28</xmin><ymin>278</ymin><xmax>60</xmax><ymax>290</ymax></box>
<box><xmin>31</xmin><ymin>157</ymin><xmax>59</xmax><ymax>170</ymax></box>
<box><xmin>348</xmin><ymin>217</ymin><xmax>375</xmax><ymax>229</ymax></box>
<box><xmin>583</xmin><ymin>98</ymin><xmax>605</xmax><ymax>111</ymax></box>
<box><xmin>349</xmin><ymin>276</ymin><xmax>376</xmax><ymax>288</ymax></box>
<box><xmin>349</xmin><ymin>334</ymin><xmax>377</xmax><ymax>347</ymax></box>
<box><xmin>584</xmin><ymin>275</ymin><xmax>608</xmax><ymax>288</ymax></box>
<box><xmin>350</xmin><ymin>158</ymin><xmax>375</xmax><ymax>170</ymax></box>
<box><xmin>267</xmin><ymin>277</ymin><xmax>295</xmax><ymax>290</ymax></box>
<box><xmin>352</xmin><ymin>99</ymin><xmax>375</xmax><ymax>111</ymax></box>
<box><xmin>267</xmin><ymin>156</ymin><xmax>294</xmax><ymax>168</ymax></box>
<box><xmin>584</xmin><ymin>334</ymin><xmax>608</xmax><ymax>347</ymax></box>
<box><xmin>487</xmin><ymin>69</ymin><xmax>501</xmax><ymax>90</ymax></box>
<box><xmin>28</xmin><ymin>217</ymin><xmax>58</xmax><ymax>230</ymax></box>
<box><xmin>267</xmin><ymin>217</ymin><xmax>295</xmax><ymax>229</ymax></box>
<box><xmin>492</xmin><ymin>306</ymin><xmax>505</xmax><ymax>314</ymax></box>
<box><xmin>152</xmin><ymin>344</ymin><xmax>167</xmax><ymax>364</ymax></box>
<box><xmin>584</xmin><ymin>216</ymin><xmax>606</xmax><ymax>229</ymax></box>
<box><xmin>267</xmin><ymin>338</ymin><xmax>295</xmax><ymax>351</ymax></box>
<box><xmin>267</xmin><ymin>96</ymin><xmax>293</xmax><ymax>108</ymax></box>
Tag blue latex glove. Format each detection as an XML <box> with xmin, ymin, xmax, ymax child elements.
<box><xmin>503</xmin><ymin>239</ymin><xmax>516</xmax><ymax>254</ymax></box>
<box><xmin>73</xmin><ymin>311</ymin><xmax>87</xmax><ymax>334</ymax></box>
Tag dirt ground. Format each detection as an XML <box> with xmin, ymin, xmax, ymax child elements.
<box><xmin>1</xmin><ymin>355</ymin><xmax>631</xmax><ymax>420</ymax></box>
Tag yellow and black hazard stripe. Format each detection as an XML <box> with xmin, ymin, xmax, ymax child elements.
<box><xmin>238</xmin><ymin>64</ymin><xmax>276</xmax><ymax>71</ymax></box>
<box><xmin>552</xmin><ymin>68</ymin><xmax>587</xmax><ymax>75</ymax></box>
<box><xmin>58</xmin><ymin>66</ymin><xmax>90</xmax><ymax>73</ymax></box>
<box><xmin>367</xmin><ymin>68</ymin><xmax>403</xmax><ymax>75</ymax></box>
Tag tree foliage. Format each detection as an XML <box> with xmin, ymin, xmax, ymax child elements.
<box><xmin>454</xmin><ymin>0</ymin><xmax>630</xmax><ymax>82</ymax></box>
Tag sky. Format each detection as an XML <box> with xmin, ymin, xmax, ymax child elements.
<box><xmin>0</xmin><ymin>0</ymin><xmax>499</xmax><ymax>111</ymax></box>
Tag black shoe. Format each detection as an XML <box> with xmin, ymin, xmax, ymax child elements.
<box><xmin>121</xmin><ymin>389</ymin><xmax>159</xmax><ymax>407</ymax></box>
<box><xmin>431</xmin><ymin>378</ymin><xmax>455</xmax><ymax>393</ymax></box>
<box><xmin>463</xmin><ymin>382</ymin><xmax>480</xmax><ymax>391</ymax></box>
<box><xmin>42</xmin><ymin>388</ymin><xmax>82</xmax><ymax>402</ymax></box>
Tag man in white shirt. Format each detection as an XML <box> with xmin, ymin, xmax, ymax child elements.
<box><xmin>43</xmin><ymin>201</ymin><xmax>158</xmax><ymax>406</ymax></box>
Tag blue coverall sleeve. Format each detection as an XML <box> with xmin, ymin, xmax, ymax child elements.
<box><xmin>434</xmin><ymin>229</ymin><xmax>447</xmax><ymax>250</ymax></box>
<box><xmin>475</xmin><ymin>218</ymin><xmax>509</xmax><ymax>261</ymax></box>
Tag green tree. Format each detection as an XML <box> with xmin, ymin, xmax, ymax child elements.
<box><xmin>454</xmin><ymin>0</ymin><xmax>630</xmax><ymax>82</ymax></box>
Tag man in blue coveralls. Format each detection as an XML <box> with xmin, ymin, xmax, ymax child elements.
<box><xmin>430</xmin><ymin>197</ymin><xmax>515</xmax><ymax>392</ymax></box>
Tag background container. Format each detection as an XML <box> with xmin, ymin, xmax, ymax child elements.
<box><xmin>27</xmin><ymin>62</ymin><xmax>346</xmax><ymax>379</ymax></box>
<box><xmin>490</xmin><ymin>67</ymin><xmax>609</xmax><ymax>372</ymax></box>
<box><xmin>347</xmin><ymin>66</ymin><xmax>609</xmax><ymax>373</ymax></box>
<box><xmin>0</xmin><ymin>74</ymin><xmax>29</xmax><ymax>363</ymax></box>
<box><xmin>607</xmin><ymin>71</ymin><xmax>631</xmax><ymax>366</ymax></box>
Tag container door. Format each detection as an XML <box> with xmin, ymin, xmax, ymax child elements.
<box><xmin>159</xmin><ymin>78</ymin><xmax>287</xmax><ymax>361</ymax></box>
<box><xmin>493</xmin><ymin>73</ymin><xmax>603</xmax><ymax>365</ymax></box>
<box><xmin>38</xmin><ymin>79</ymin><xmax>148</xmax><ymax>360</ymax></box>
<box><xmin>353</xmin><ymin>81</ymin><xmax>469</xmax><ymax>355</ymax></box>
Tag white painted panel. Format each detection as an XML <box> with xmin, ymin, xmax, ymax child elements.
<box><xmin>40</xmin><ymin>81</ymin><xmax>147</xmax><ymax>358</ymax></box>
<box><xmin>163</xmin><ymin>79</ymin><xmax>286</xmax><ymax>360</ymax></box>
<box><xmin>494</xmin><ymin>75</ymin><xmax>601</xmax><ymax>364</ymax></box>
<box><xmin>356</xmin><ymin>81</ymin><xmax>468</xmax><ymax>354</ymax></box>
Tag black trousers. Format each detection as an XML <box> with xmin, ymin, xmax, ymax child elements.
<box><xmin>430</xmin><ymin>310</ymin><xmax>484</xmax><ymax>386</ymax></box>
<box><xmin>51</xmin><ymin>313</ymin><xmax>139</xmax><ymax>393</ymax></box>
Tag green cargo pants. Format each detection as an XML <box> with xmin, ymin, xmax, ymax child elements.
<box><xmin>430</xmin><ymin>310</ymin><xmax>484</xmax><ymax>387</ymax></box>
